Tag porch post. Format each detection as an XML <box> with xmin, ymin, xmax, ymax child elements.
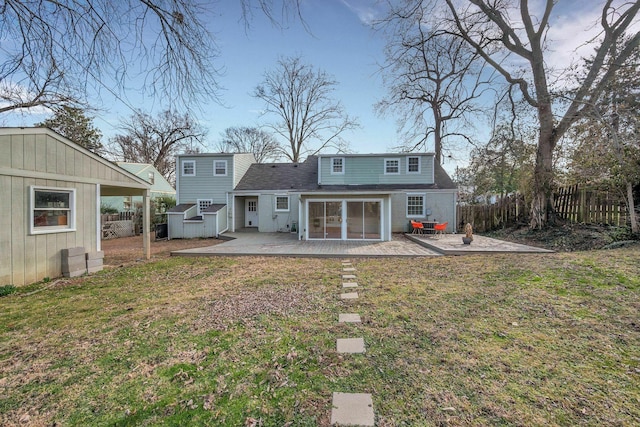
<box><xmin>142</xmin><ymin>189</ymin><xmax>151</xmax><ymax>259</ymax></box>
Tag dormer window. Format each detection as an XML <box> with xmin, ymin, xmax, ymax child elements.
<box><xmin>384</xmin><ymin>158</ymin><xmax>400</xmax><ymax>175</ymax></box>
<box><xmin>331</xmin><ymin>157</ymin><xmax>344</xmax><ymax>174</ymax></box>
<box><xmin>407</xmin><ymin>156</ymin><xmax>421</xmax><ymax>174</ymax></box>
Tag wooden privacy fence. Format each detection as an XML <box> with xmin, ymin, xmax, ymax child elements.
<box><xmin>457</xmin><ymin>185</ymin><xmax>630</xmax><ymax>232</ymax></box>
<box><xmin>554</xmin><ymin>184</ymin><xmax>629</xmax><ymax>226</ymax></box>
<box><xmin>457</xmin><ymin>195</ymin><xmax>528</xmax><ymax>233</ymax></box>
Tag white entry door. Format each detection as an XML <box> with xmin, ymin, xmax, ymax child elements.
<box><xmin>245</xmin><ymin>199</ymin><xmax>259</xmax><ymax>227</ymax></box>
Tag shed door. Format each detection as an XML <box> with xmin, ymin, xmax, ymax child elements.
<box><xmin>245</xmin><ymin>199</ymin><xmax>258</xmax><ymax>227</ymax></box>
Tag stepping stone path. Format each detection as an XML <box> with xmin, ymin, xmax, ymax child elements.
<box><xmin>339</xmin><ymin>313</ymin><xmax>361</xmax><ymax>323</ymax></box>
<box><xmin>337</xmin><ymin>337</ymin><xmax>366</xmax><ymax>354</ymax></box>
<box><xmin>332</xmin><ymin>258</ymin><xmax>376</xmax><ymax>425</ymax></box>
<box><xmin>340</xmin><ymin>292</ymin><xmax>359</xmax><ymax>300</ymax></box>
<box><xmin>331</xmin><ymin>392</ymin><xmax>375</xmax><ymax>426</ymax></box>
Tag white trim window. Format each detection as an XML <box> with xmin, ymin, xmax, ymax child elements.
<box><xmin>213</xmin><ymin>160</ymin><xmax>228</xmax><ymax>176</ymax></box>
<box><xmin>407</xmin><ymin>156</ymin><xmax>421</xmax><ymax>174</ymax></box>
<box><xmin>275</xmin><ymin>195</ymin><xmax>290</xmax><ymax>212</ymax></box>
<box><xmin>384</xmin><ymin>158</ymin><xmax>400</xmax><ymax>175</ymax></box>
<box><xmin>30</xmin><ymin>186</ymin><xmax>76</xmax><ymax>234</ymax></box>
<box><xmin>406</xmin><ymin>193</ymin><xmax>425</xmax><ymax>217</ymax></box>
<box><xmin>331</xmin><ymin>157</ymin><xmax>345</xmax><ymax>175</ymax></box>
<box><xmin>197</xmin><ymin>199</ymin><xmax>213</xmax><ymax>215</ymax></box>
<box><xmin>181</xmin><ymin>160</ymin><xmax>196</xmax><ymax>176</ymax></box>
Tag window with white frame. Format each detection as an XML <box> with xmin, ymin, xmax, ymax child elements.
<box><xmin>197</xmin><ymin>199</ymin><xmax>213</xmax><ymax>215</ymax></box>
<box><xmin>385</xmin><ymin>158</ymin><xmax>400</xmax><ymax>174</ymax></box>
<box><xmin>331</xmin><ymin>157</ymin><xmax>344</xmax><ymax>174</ymax></box>
<box><xmin>30</xmin><ymin>186</ymin><xmax>75</xmax><ymax>234</ymax></box>
<box><xmin>123</xmin><ymin>196</ymin><xmax>132</xmax><ymax>211</ymax></box>
<box><xmin>275</xmin><ymin>195</ymin><xmax>290</xmax><ymax>212</ymax></box>
<box><xmin>213</xmin><ymin>160</ymin><xmax>228</xmax><ymax>176</ymax></box>
<box><xmin>182</xmin><ymin>160</ymin><xmax>195</xmax><ymax>176</ymax></box>
<box><xmin>407</xmin><ymin>156</ymin><xmax>421</xmax><ymax>173</ymax></box>
<box><xmin>406</xmin><ymin>194</ymin><xmax>425</xmax><ymax>217</ymax></box>
<box><xmin>148</xmin><ymin>172</ymin><xmax>155</xmax><ymax>184</ymax></box>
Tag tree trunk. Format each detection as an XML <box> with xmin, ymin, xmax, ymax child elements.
<box><xmin>530</xmin><ymin>104</ymin><xmax>557</xmax><ymax>229</ymax></box>
<box><xmin>627</xmin><ymin>181</ymin><xmax>639</xmax><ymax>233</ymax></box>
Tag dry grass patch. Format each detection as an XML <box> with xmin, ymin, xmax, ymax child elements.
<box><xmin>1</xmin><ymin>249</ymin><xmax>639</xmax><ymax>426</ymax></box>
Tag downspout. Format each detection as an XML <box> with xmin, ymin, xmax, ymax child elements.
<box><xmin>96</xmin><ymin>184</ymin><xmax>101</xmax><ymax>252</ymax></box>
<box><xmin>143</xmin><ymin>189</ymin><xmax>151</xmax><ymax>260</ymax></box>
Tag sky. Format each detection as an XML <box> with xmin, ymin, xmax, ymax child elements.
<box><xmin>1</xmin><ymin>0</ymin><xmax>627</xmax><ymax>177</ymax></box>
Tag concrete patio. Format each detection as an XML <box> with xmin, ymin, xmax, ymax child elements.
<box><xmin>170</xmin><ymin>230</ymin><xmax>552</xmax><ymax>258</ymax></box>
<box><xmin>405</xmin><ymin>232</ymin><xmax>554</xmax><ymax>255</ymax></box>
<box><xmin>171</xmin><ymin>232</ymin><xmax>440</xmax><ymax>257</ymax></box>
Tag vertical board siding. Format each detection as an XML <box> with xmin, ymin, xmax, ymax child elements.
<box><xmin>1</xmin><ymin>129</ymin><xmax>147</xmax><ymax>285</ymax></box>
<box><xmin>0</xmin><ymin>175</ymin><xmax>12</xmax><ymax>285</ymax></box>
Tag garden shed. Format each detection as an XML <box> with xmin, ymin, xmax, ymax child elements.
<box><xmin>0</xmin><ymin>127</ymin><xmax>151</xmax><ymax>286</ymax></box>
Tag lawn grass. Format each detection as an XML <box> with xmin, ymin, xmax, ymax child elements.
<box><xmin>1</xmin><ymin>249</ymin><xmax>639</xmax><ymax>426</ymax></box>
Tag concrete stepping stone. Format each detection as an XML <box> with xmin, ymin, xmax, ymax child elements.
<box><xmin>339</xmin><ymin>313</ymin><xmax>362</xmax><ymax>323</ymax></box>
<box><xmin>342</xmin><ymin>262</ymin><xmax>352</xmax><ymax>266</ymax></box>
<box><xmin>343</xmin><ymin>267</ymin><xmax>356</xmax><ymax>272</ymax></box>
<box><xmin>342</xmin><ymin>274</ymin><xmax>357</xmax><ymax>280</ymax></box>
<box><xmin>331</xmin><ymin>392</ymin><xmax>375</xmax><ymax>426</ymax></box>
<box><xmin>340</xmin><ymin>292</ymin><xmax>358</xmax><ymax>300</ymax></box>
<box><xmin>337</xmin><ymin>337</ymin><xmax>366</xmax><ymax>354</ymax></box>
<box><xmin>342</xmin><ymin>259</ymin><xmax>351</xmax><ymax>263</ymax></box>
<box><xmin>343</xmin><ymin>282</ymin><xmax>358</xmax><ymax>288</ymax></box>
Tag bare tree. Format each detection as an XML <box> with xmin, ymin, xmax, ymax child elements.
<box><xmin>216</xmin><ymin>126</ymin><xmax>281</xmax><ymax>163</ymax></box>
<box><xmin>108</xmin><ymin>110</ymin><xmax>207</xmax><ymax>184</ymax></box>
<box><xmin>253</xmin><ymin>56</ymin><xmax>359</xmax><ymax>162</ymax></box>
<box><xmin>0</xmin><ymin>0</ymin><xmax>303</xmax><ymax>115</ymax></box>
<box><xmin>429</xmin><ymin>0</ymin><xmax>640</xmax><ymax>228</ymax></box>
<box><xmin>377</xmin><ymin>1</ymin><xmax>493</xmax><ymax>164</ymax></box>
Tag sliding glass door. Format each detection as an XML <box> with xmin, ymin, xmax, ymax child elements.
<box><xmin>308</xmin><ymin>200</ymin><xmax>381</xmax><ymax>240</ymax></box>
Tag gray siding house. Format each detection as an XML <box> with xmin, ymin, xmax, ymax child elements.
<box><xmin>170</xmin><ymin>151</ymin><xmax>457</xmax><ymax>242</ymax></box>
<box><xmin>167</xmin><ymin>153</ymin><xmax>255</xmax><ymax>239</ymax></box>
<box><xmin>0</xmin><ymin>128</ymin><xmax>152</xmax><ymax>286</ymax></box>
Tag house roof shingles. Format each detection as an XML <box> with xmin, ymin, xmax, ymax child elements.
<box><xmin>235</xmin><ymin>156</ymin><xmax>319</xmax><ymax>191</ymax></box>
<box><xmin>234</xmin><ymin>155</ymin><xmax>457</xmax><ymax>192</ymax></box>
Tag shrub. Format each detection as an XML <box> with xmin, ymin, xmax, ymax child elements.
<box><xmin>0</xmin><ymin>285</ymin><xmax>16</xmax><ymax>297</ymax></box>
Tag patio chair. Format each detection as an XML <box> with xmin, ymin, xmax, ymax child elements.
<box><xmin>410</xmin><ymin>220</ymin><xmax>424</xmax><ymax>234</ymax></box>
<box><xmin>433</xmin><ymin>222</ymin><xmax>448</xmax><ymax>238</ymax></box>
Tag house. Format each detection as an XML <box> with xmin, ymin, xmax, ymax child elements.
<box><xmin>167</xmin><ymin>153</ymin><xmax>255</xmax><ymax>239</ymax></box>
<box><xmin>169</xmin><ymin>151</ymin><xmax>457</xmax><ymax>241</ymax></box>
<box><xmin>0</xmin><ymin>127</ymin><xmax>152</xmax><ymax>286</ymax></box>
<box><xmin>101</xmin><ymin>162</ymin><xmax>176</xmax><ymax>212</ymax></box>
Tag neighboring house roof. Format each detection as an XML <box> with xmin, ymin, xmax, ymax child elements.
<box><xmin>116</xmin><ymin>162</ymin><xmax>175</xmax><ymax>195</ymax></box>
<box><xmin>234</xmin><ymin>155</ymin><xmax>457</xmax><ymax>192</ymax></box>
<box><xmin>235</xmin><ymin>156</ymin><xmax>319</xmax><ymax>191</ymax></box>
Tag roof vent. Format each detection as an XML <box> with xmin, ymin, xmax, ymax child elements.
<box><xmin>271</xmin><ymin>165</ymin><xmax>276</xmax><ymax>168</ymax></box>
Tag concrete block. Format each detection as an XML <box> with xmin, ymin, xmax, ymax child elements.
<box><xmin>343</xmin><ymin>282</ymin><xmax>358</xmax><ymax>288</ymax></box>
<box><xmin>342</xmin><ymin>274</ymin><xmax>357</xmax><ymax>280</ymax></box>
<box><xmin>62</xmin><ymin>256</ymin><xmax>87</xmax><ymax>273</ymax></box>
<box><xmin>86</xmin><ymin>259</ymin><xmax>103</xmax><ymax>268</ymax></box>
<box><xmin>343</xmin><ymin>267</ymin><xmax>356</xmax><ymax>272</ymax></box>
<box><xmin>63</xmin><ymin>269</ymin><xmax>86</xmax><ymax>278</ymax></box>
<box><xmin>86</xmin><ymin>251</ymin><xmax>104</xmax><ymax>260</ymax></box>
<box><xmin>61</xmin><ymin>247</ymin><xmax>85</xmax><ymax>258</ymax></box>
<box><xmin>331</xmin><ymin>392</ymin><xmax>374</xmax><ymax>426</ymax></box>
